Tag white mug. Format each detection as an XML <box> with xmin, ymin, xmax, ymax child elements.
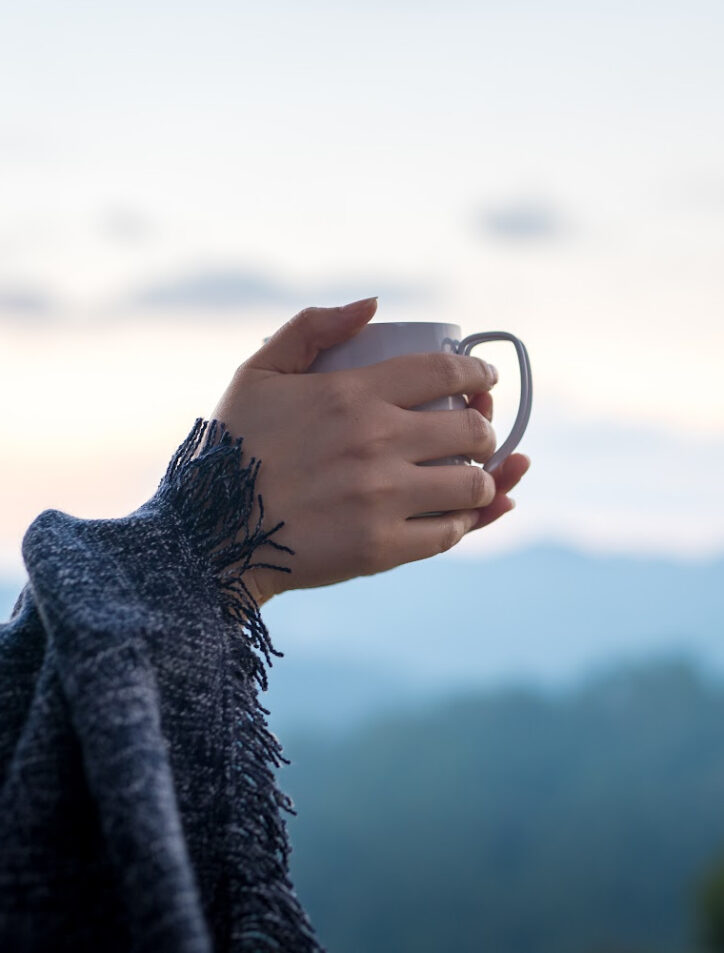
<box><xmin>306</xmin><ymin>322</ymin><xmax>532</xmax><ymax>474</ymax></box>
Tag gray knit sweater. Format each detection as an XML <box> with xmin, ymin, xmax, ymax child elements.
<box><xmin>0</xmin><ymin>418</ymin><xmax>325</xmax><ymax>953</ymax></box>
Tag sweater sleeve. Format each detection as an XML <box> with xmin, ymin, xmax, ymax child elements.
<box><xmin>0</xmin><ymin>418</ymin><xmax>325</xmax><ymax>953</ymax></box>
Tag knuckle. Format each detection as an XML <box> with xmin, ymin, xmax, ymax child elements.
<box><xmin>465</xmin><ymin>409</ymin><xmax>496</xmax><ymax>460</ymax></box>
<box><xmin>363</xmin><ymin>480</ymin><xmax>388</xmax><ymax>508</ymax></box>
<box><xmin>484</xmin><ymin>423</ymin><xmax>497</xmax><ymax>458</ymax></box>
<box><xmin>466</xmin><ymin>463</ymin><xmax>488</xmax><ymax>508</ymax></box>
<box><xmin>233</xmin><ymin>358</ymin><xmax>254</xmax><ymax>381</ymax></box>
<box><xmin>478</xmin><ymin>468</ymin><xmax>497</xmax><ymax>506</ymax></box>
<box><xmin>324</xmin><ymin>377</ymin><xmax>357</xmax><ymax>416</ymax></box>
<box><xmin>357</xmin><ymin>524</ymin><xmax>389</xmax><ymax>573</ymax></box>
<box><xmin>438</xmin><ymin>517</ymin><xmax>464</xmax><ymax>555</ymax></box>
<box><xmin>465</xmin><ymin>464</ymin><xmax>495</xmax><ymax>509</ymax></box>
<box><xmin>293</xmin><ymin>305</ymin><xmax>317</xmax><ymax>323</ymax></box>
<box><xmin>340</xmin><ymin>408</ymin><xmax>393</xmax><ymax>462</ymax></box>
<box><xmin>350</xmin><ymin>421</ymin><xmax>391</xmax><ymax>461</ymax></box>
<box><xmin>341</xmin><ymin>432</ymin><xmax>379</xmax><ymax>465</ymax></box>
<box><xmin>465</xmin><ymin>408</ymin><xmax>489</xmax><ymax>446</ymax></box>
<box><xmin>340</xmin><ymin>471</ymin><xmax>369</xmax><ymax>504</ymax></box>
<box><xmin>344</xmin><ymin>440</ymin><xmax>376</xmax><ymax>464</ymax></box>
<box><xmin>289</xmin><ymin>306</ymin><xmax>322</xmax><ymax>344</ymax></box>
<box><xmin>431</xmin><ymin>353</ymin><xmax>466</xmax><ymax>395</ymax></box>
<box><xmin>344</xmin><ymin>469</ymin><xmax>392</xmax><ymax>510</ymax></box>
<box><xmin>471</xmin><ymin>355</ymin><xmax>496</xmax><ymax>388</ymax></box>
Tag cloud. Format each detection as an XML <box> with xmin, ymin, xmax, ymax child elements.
<box><xmin>99</xmin><ymin>208</ymin><xmax>154</xmax><ymax>244</ymax></box>
<box><xmin>0</xmin><ymin>264</ymin><xmax>437</xmax><ymax>326</ymax></box>
<box><xmin>132</xmin><ymin>267</ymin><xmax>295</xmax><ymax>310</ymax></box>
<box><xmin>307</xmin><ymin>276</ymin><xmax>434</xmax><ymax>309</ymax></box>
<box><xmin>476</xmin><ymin>199</ymin><xmax>569</xmax><ymax>241</ymax></box>
<box><xmin>0</xmin><ymin>286</ymin><xmax>56</xmax><ymax>318</ymax></box>
<box><xmin>128</xmin><ymin>265</ymin><xmax>433</xmax><ymax>313</ymax></box>
<box><xmin>511</xmin><ymin>408</ymin><xmax>724</xmax><ymax>558</ymax></box>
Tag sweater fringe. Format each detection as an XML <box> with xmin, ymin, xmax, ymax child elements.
<box><xmin>154</xmin><ymin>418</ymin><xmax>324</xmax><ymax>953</ymax></box>
<box><xmin>156</xmin><ymin>416</ymin><xmax>295</xmax><ymax>691</ymax></box>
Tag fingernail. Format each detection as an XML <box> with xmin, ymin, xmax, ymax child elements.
<box><xmin>339</xmin><ymin>296</ymin><xmax>378</xmax><ymax>313</ymax></box>
<box><xmin>506</xmin><ymin>497</ymin><xmax>516</xmax><ymax>510</ymax></box>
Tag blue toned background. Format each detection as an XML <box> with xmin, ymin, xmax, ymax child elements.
<box><xmin>2</xmin><ymin>2</ymin><xmax>723</xmax><ymax>950</ymax></box>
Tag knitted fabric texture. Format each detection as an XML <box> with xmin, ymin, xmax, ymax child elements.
<box><xmin>0</xmin><ymin>418</ymin><xmax>325</xmax><ymax>953</ymax></box>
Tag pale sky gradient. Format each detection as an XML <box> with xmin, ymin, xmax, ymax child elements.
<box><xmin>1</xmin><ymin>0</ymin><xmax>723</xmax><ymax>580</ymax></box>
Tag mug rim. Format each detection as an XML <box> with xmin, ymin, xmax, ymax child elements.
<box><xmin>364</xmin><ymin>321</ymin><xmax>461</xmax><ymax>329</ymax></box>
<box><xmin>262</xmin><ymin>320</ymin><xmax>461</xmax><ymax>344</ymax></box>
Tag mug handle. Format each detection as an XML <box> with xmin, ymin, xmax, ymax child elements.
<box><xmin>457</xmin><ymin>331</ymin><xmax>532</xmax><ymax>473</ymax></box>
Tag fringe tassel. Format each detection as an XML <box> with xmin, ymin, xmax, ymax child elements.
<box><xmin>154</xmin><ymin>418</ymin><xmax>325</xmax><ymax>952</ymax></box>
<box><xmin>156</xmin><ymin>417</ymin><xmax>295</xmax><ymax>691</ymax></box>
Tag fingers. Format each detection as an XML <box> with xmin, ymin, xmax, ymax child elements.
<box><xmin>466</xmin><ymin>453</ymin><xmax>531</xmax><ymax>532</ymax></box>
<box><xmin>491</xmin><ymin>452</ymin><xmax>530</xmax><ymax>496</ymax></box>
<box><xmin>351</xmin><ymin>351</ymin><xmax>498</xmax><ymax>409</ymax></box>
<box><xmin>248</xmin><ymin>298</ymin><xmax>378</xmax><ymax>375</ymax></box>
<box><xmin>403</xmin><ymin>460</ymin><xmax>497</xmax><ymax>516</ymax></box>
<box><xmin>468</xmin><ymin>495</ymin><xmax>516</xmax><ymax>530</ymax></box>
<box><xmin>395</xmin><ymin>406</ymin><xmax>497</xmax><ymax>465</ymax></box>
<box><xmin>387</xmin><ymin>454</ymin><xmax>530</xmax><ymax>566</ymax></box>
<box><xmin>468</xmin><ymin>390</ymin><xmax>493</xmax><ymax>422</ymax></box>
<box><xmin>394</xmin><ymin>507</ymin><xmax>482</xmax><ymax>566</ymax></box>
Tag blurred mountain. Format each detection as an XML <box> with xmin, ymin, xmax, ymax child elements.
<box><xmin>262</xmin><ymin>544</ymin><xmax>724</xmax><ymax>733</ymax></box>
<box><xmin>3</xmin><ymin>554</ymin><xmax>724</xmax><ymax>950</ymax></box>
<box><xmin>281</xmin><ymin>657</ymin><xmax>724</xmax><ymax>953</ymax></box>
<box><xmin>2</xmin><ymin>545</ymin><xmax>723</xmax><ymax>736</ymax></box>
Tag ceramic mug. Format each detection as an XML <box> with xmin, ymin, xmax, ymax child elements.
<box><xmin>306</xmin><ymin>322</ymin><xmax>532</xmax><ymax>474</ymax></box>
<box><xmin>261</xmin><ymin>321</ymin><xmax>532</xmax><ymax>518</ymax></box>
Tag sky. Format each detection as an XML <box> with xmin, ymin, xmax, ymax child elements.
<box><xmin>1</xmin><ymin>0</ymin><xmax>723</xmax><ymax>581</ymax></box>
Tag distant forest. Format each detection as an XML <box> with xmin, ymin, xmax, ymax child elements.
<box><xmin>280</xmin><ymin>658</ymin><xmax>724</xmax><ymax>953</ymax></box>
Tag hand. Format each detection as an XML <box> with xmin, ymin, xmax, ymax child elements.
<box><xmin>465</xmin><ymin>389</ymin><xmax>531</xmax><ymax>531</ymax></box>
<box><xmin>209</xmin><ymin>298</ymin><xmax>530</xmax><ymax>606</ymax></box>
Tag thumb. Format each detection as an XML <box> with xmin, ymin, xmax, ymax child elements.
<box><xmin>248</xmin><ymin>297</ymin><xmax>378</xmax><ymax>374</ymax></box>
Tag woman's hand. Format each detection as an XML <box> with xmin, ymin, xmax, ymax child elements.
<box><xmin>465</xmin><ymin>388</ymin><xmax>531</xmax><ymax>531</ymax></box>
<box><xmin>209</xmin><ymin>298</ymin><xmax>530</xmax><ymax>606</ymax></box>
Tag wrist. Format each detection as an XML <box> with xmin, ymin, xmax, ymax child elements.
<box><xmin>154</xmin><ymin>417</ymin><xmax>292</xmax><ymax>639</ymax></box>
